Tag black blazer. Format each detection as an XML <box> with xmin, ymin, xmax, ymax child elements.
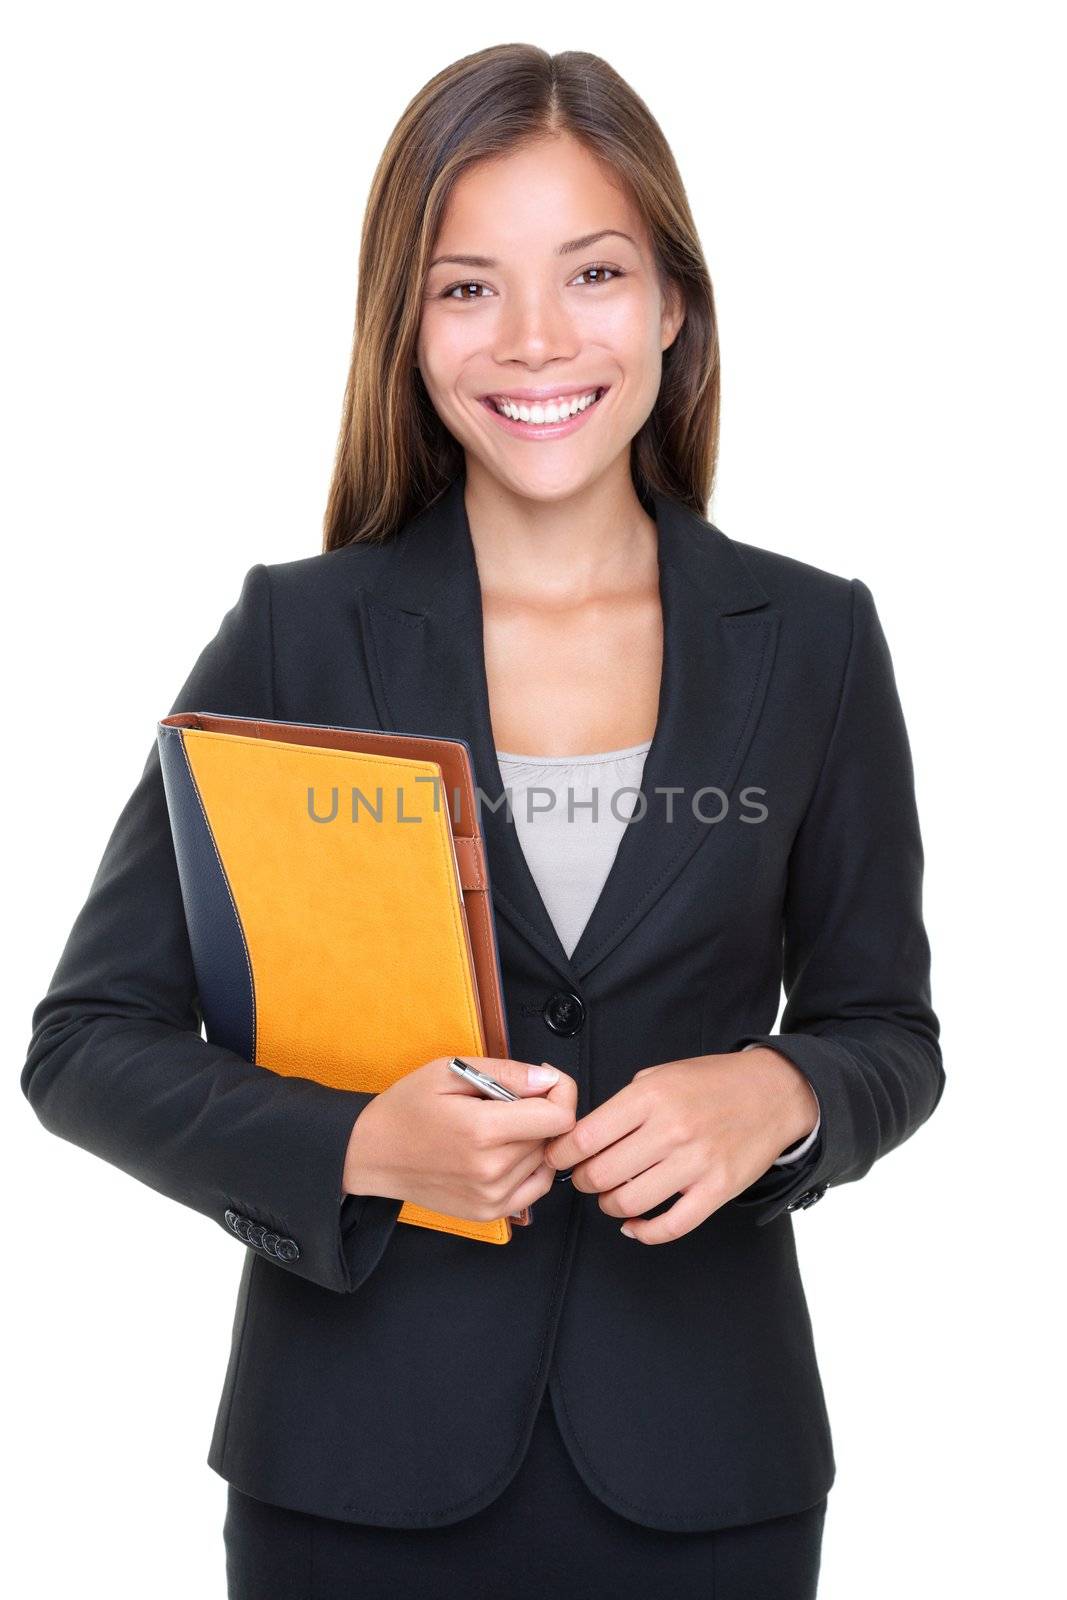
<box><xmin>22</xmin><ymin>467</ymin><xmax>944</xmax><ymax>1533</ymax></box>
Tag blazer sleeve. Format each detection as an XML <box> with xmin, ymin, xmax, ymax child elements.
<box><xmin>728</xmin><ymin>576</ymin><xmax>945</xmax><ymax>1225</ymax></box>
<box><xmin>20</xmin><ymin>562</ymin><xmax>403</xmax><ymax>1294</ymax></box>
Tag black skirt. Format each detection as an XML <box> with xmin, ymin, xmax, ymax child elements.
<box><xmin>223</xmin><ymin>1390</ymin><xmax>828</xmax><ymax>1600</ymax></box>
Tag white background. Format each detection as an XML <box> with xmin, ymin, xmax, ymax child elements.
<box><xmin>4</xmin><ymin>3</ymin><xmax>1063</xmax><ymax>1594</ymax></box>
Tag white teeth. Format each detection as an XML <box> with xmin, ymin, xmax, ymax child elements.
<box><xmin>491</xmin><ymin>389</ymin><xmax>602</xmax><ymax>423</ymax></box>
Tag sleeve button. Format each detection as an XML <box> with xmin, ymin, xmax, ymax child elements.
<box><xmin>787</xmin><ymin>1183</ymin><xmax>828</xmax><ymax>1212</ymax></box>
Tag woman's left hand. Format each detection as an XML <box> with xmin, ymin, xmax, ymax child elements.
<box><xmin>541</xmin><ymin>1049</ymin><xmax>820</xmax><ymax>1244</ymax></box>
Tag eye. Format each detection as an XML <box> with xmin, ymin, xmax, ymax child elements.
<box><xmin>572</xmin><ymin>263</ymin><xmax>624</xmax><ymax>287</ymax></box>
<box><xmin>440</xmin><ymin>280</ymin><xmax>494</xmax><ymax>301</ymax></box>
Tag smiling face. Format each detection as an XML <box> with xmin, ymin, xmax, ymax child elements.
<box><xmin>416</xmin><ymin>133</ymin><xmax>684</xmax><ymax>505</ymax></box>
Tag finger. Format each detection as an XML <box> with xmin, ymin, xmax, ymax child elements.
<box><xmin>569</xmin><ymin>1134</ymin><xmax>668</xmax><ymax>1202</ymax></box>
<box><xmin>490</xmin><ymin>1093</ymin><xmax>583</xmax><ymax>1168</ymax></box>
<box><xmin>473</xmin><ymin>1104</ymin><xmax>579</xmax><ymax>1155</ymax></box>
<box><xmin>438</xmin><ymin>1056</ymin><xmax>579</xmax><ymax>1145</ymax></box>
<box><xmin>591</xmin><ymin>1152</ymin><xmax>675</xmax><ymax>1209</ymax></box>
<box><xmin>438</xmin><ymin>1056</ymin><xmax>571</xmax><ymax>1101</ymax></box>
<box><xmin>541</xmin><ymin>1065</ymin><xmax>578</xmax><ymax>1116</ymax></box>
<box><xmin>618</xmin><ymin>1183</ymin><xmax>719</xmax><ymax>1245</ymax></box>
<box><xmin>449</xmin><ymin>1059</ymin><xmax>578</xmax><ymax>1143</ymax></box>
<box><xmin>543</xmin><ymin>1084</ymin><xmax>646</xmax><ymax>1171</ymax></box>
<box><xmin>494</xmin><ymin>1142</ymin><xmax>552</xmax><ymax>1194</ymax></box>
<box><xmin>506</xmin><ymin>1154</ymin><xmax>557</xmax><ymax>1210</ymax></box>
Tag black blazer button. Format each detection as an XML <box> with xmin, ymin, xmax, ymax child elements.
<box><xmin>543</xmin><ymin>990</ymin><xmax>586</xmax><ymax>1036</ymax></box>
<box><xmin>224</xmin><ymin>1208</ymin><xmax>240</xmax><ymax>1232</ymax></box>
<box><xmin>275</xmin><ymin>1237</ymin><xmax>300</xmax><ymax>1262</ymax></box>
<box><xmin>787</xmin><ymin>1183</ymin><xmax>828</xmax><ymax>1212</ymax></box>
<box><xmin>262</xmin><ymin>1232</ymin><xmax>281</xmax><ymax>1256</ymax></box>
<box><xmin>246</xmin><ymin>1223</ymin><xmax>267</xmax><ymax>1249</ymax></box>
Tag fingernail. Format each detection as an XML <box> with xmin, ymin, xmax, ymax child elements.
<box><xmin>620</xmin><ymin>1223</ymin><xmax>636</xmax><ymax>1239</ymax></box>
<box><xmin>529</xmin><ymin>1064</ymin><xmax>559</xmax><ymax>1087</ymax></box>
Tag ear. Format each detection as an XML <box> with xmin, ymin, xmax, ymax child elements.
<box><xmin>660</xmin><ymin>278</ymin><xmax>685</xmax><ymax>352</ymax></box>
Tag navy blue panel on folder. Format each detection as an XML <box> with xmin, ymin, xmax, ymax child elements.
<box><xmin>157</xmin><ymin>724</ymin><xmax>255</xmax><ymax>1060</ymax></box>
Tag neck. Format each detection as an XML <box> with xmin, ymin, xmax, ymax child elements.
<box><xmin>461</xmin><ymin>457</ymin><xmax>658</xmax><ymax>608</ymax></box>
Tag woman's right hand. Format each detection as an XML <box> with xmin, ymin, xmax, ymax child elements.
<box><xmin>342</xmin><ymin>1057</ymin><xmax>578</xmax><ymax>1221</ymax></box>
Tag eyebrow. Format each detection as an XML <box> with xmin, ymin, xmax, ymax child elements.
<box><xmin>427</xmin><ymin>229</ymin><xmax>638</xmax><ymax>271</ymax></box>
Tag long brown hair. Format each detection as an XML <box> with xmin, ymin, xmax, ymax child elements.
<box><xmin>322</xmin><ymin>44</ymin><xmax>720</xmax><ymax>552</ymax></box>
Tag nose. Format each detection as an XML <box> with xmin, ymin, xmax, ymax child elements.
<box><xmin>494</xmin><ymin>285</ymin><xmax>580</xmax><ymax>370</ymax></box>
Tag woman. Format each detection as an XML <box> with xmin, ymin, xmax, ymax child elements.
<box><xmin>22</xmin><ymin>44</ymin><xmax>944</xmax><ymax>1600</ymax></box>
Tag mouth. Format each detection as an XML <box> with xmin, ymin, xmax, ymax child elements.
<box><xmin>479</xmin><ymin>385</ymin><xmax>610</xmax><ymax>439</ymax></box>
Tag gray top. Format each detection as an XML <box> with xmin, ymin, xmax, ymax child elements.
<box><xmin>494</xmin><ymin>740</ymin><xmax>653</xmax><ymax>960</ymax></box>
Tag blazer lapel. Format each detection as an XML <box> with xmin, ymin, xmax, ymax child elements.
<box><xmin>356</xmin><ymin>470</ymin><xmax>778</xmax><ymax>987</ymax></box>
